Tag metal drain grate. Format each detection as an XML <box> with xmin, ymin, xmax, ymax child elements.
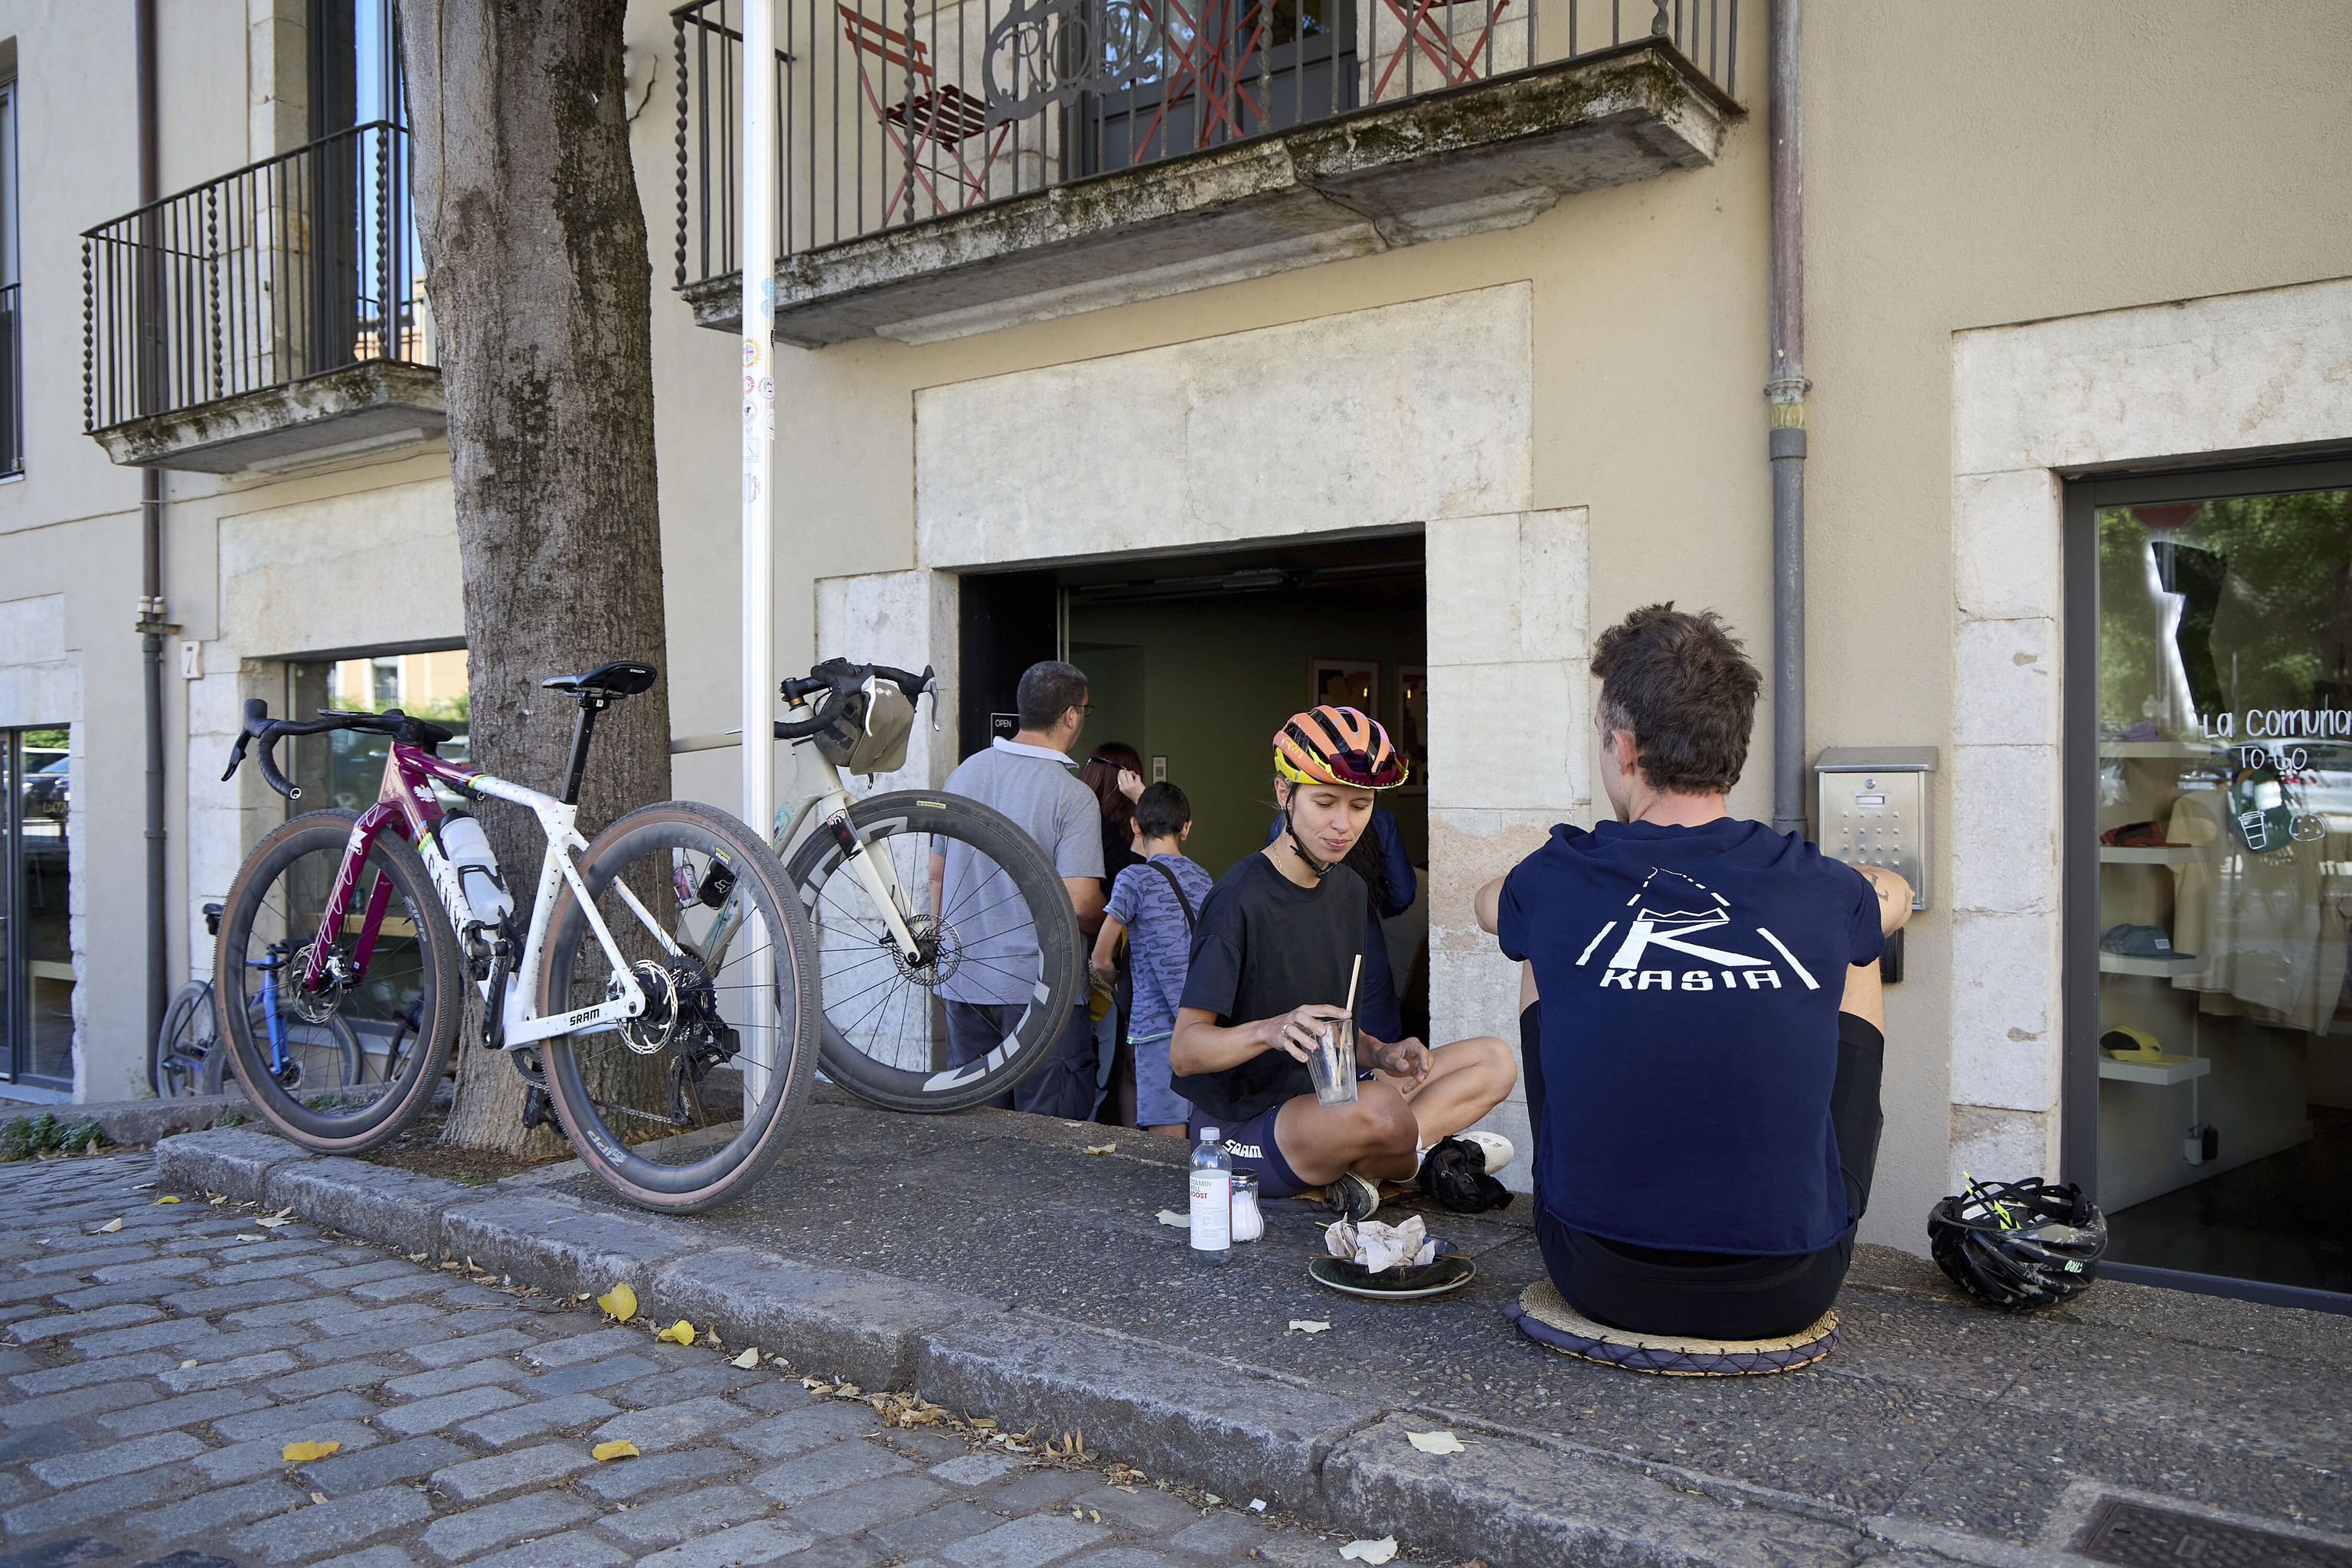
<box><xmin>2076</xmin><ymin>1498</ymin><xmax>2352</xmax><ymax>1568</ymax></box>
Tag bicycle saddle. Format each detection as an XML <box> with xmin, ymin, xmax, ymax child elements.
<box><xmin>541</xmin><ymin>661</ymin><xmax>658</xmax><ymax>698</ymax></box>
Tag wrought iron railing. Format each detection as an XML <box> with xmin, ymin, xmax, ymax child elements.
<box><xmin>0</xmin><ymin>285</ymin><xmax>21</xmax><ymax>477</ymax></box>
<box><xmin>675</xmin><ymin>0</ymin><xmax>1734</xmax><ymax>286</ymax></box>
<box><xmin>81</xmin><ymin>122</ymin><xmax>430</xmax><ymax>434</ymax></box>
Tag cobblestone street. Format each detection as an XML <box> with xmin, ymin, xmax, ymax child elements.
<box><xmin>0</xmin><ymin>1152</ymin><xmax>1328</xmax><ymax>1568</ymax></box>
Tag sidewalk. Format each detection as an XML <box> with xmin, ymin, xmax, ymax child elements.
<box><xmin>148</xmin><ymin>1086</ymin><xmax>2352</xmax><ymax>1568</ymax></box>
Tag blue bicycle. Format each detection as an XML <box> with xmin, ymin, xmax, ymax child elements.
<box><xmin>152</xmin><ymin>903</ymin><xmax>363</xmax><ymax>1099</ymax></box>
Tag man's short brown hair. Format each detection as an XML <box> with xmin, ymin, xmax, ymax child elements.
<box><xmin>1591</xmin><ymin>604</ymin><xmax>1761</xmax><ymax>794</ymax></box>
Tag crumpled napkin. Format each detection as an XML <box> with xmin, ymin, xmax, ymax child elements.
<box><xmin>1325</xmin><ymin>1214</ymin><xmax>1436</xmax><ymax>1272</ymax></box>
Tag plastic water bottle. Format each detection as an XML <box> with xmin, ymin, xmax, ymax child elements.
<box><xmin>436</xmin><ymin>815</ymin><xmax>513</xmax><ymax>926</ymax></box>
<box><xmin>1189</xmin><ymin>1128</ymin><xmax>1232</xmax><ymax>1263</ymax></box>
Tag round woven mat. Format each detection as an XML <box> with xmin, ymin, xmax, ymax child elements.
<box><xmin>1508</xmin><ymin>1281</ymin><xmax>1838</xmax><ymax>1377</ymax></box>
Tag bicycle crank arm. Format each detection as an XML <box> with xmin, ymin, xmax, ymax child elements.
<box><xmin>505</xmin><ymin>994</ymin><xmax>642</xmax><ymax>1049</ymax></box>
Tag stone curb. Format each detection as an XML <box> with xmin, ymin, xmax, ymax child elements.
<box><xmin>150</xmin><ymin>1127</ymin><xmax>1882</xmax><ymax>1568</ymax></box>
<box><xmin>3</xmin><ymin>1093</ymin><xmax>249</xmax><ymax>1148</ymax></box>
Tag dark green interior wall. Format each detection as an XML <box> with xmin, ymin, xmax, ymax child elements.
<box><xmin>1070</xmin><ymin>596</ymin><xmax>1427</xmax><ymax>881</ymax></box>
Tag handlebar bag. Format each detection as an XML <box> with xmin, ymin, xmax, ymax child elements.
<box><xmin>815</xmin><ymin>675</ymin><xmax>916</xmax><ymax>777</ymax></box>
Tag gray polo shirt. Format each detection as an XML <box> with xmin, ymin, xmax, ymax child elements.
<box><xmin>938</xmin><ymin>738</ymin><xmax>1103</xmax><ymax>1006</ymax></box>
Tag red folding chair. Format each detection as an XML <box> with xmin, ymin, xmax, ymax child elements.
<box><xmin>1130</xmin><ymin>0</ymin><xmax>1272</xmax><ymax>155</ymax></box>
<box><xmin>1372</xmin><ymin>0</ymin><xmax>1511</xmax><ymax>98</ymax></box>
<box><xmin>840</xmin><ymin>4</ymin><xmax>1014</xmax><ymax>220</ymax></box>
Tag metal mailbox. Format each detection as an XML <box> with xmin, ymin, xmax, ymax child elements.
<box><xmin>1812</xmin><ymin>747</ymin><xmax>1935</xmax><ymax>911</ymax></box>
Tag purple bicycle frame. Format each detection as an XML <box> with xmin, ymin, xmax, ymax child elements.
<box><xmin>298</xmin><ymin>741</ymin><xmax>483</xmax><ymax>996</ymax></box>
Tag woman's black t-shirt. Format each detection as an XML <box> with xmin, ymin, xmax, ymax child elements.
<box><xmin>1174</xmin><ymin>851</ymin><xmax>1370</xmax><ymax>1124</ymax></box>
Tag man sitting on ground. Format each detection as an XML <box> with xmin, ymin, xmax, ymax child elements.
<box><xmin>1171</xmin><ymin>706</ymin><xmax>1518</xmax><ymax>1220</ymax></box>
<box><xmin>1477</xmin><ymin>605</ymin><xmax>1912</xmax><ymax>1340</ymax></box>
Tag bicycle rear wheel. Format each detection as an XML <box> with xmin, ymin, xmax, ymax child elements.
<box><xmin>784</xmin><ymin>791</ymin><xmax>1083</xmax><ymax>1113</ymax></box>
<box><xmin>539</xmin><ymin>800</ymin><xmax>821</xmax><ymax>1213</ymax></box>
<box><xmin>214</xmin><ymin>809</ymin><xmax>460</xmax><ymax>1151</ymax></box>
<box><xmin>154</xmin><ymin>982</ymin><xmax>216</xmax><ymax>1098</ymax></box>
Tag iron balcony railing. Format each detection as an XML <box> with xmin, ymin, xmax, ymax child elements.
<box><xmin>81</xmin><ymin>121</ymin><xmax>430</xmax><ymax>434</ymax></box>
<box><xmin>675</xmin><ymin>0</ymin><xmax>1734</xmax><ymax>286</ymax></box>
<box><xmin>0</xmin><ymin>284</ymin><xmax>21</xmax><ymax>477</ymax></box>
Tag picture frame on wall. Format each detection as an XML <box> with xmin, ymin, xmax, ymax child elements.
<box><xmin>1308</xmin><ymin>658</ymin><xmax>1378</xmax><ymax>715</ymax></box>
<box><xmin>1395</xmin><ymin>664</ymin><xmax>1428</xmax><ymax>794</ymax></box>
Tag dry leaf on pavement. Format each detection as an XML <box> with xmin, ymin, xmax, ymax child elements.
<box><xmin>730</xmin><ymin>1347</ymin><xmax>760</xmax><ymax>1368</ymax></box>
<box><xmin>596</xmin><ymin>1282</ymin><xmax>638</xmax><ymax>1322</ymax></box>
<box><xmin>591</xmin><ymin>1440</ymin><xmax>640</xmax><ymax>1462</ymax></box>
<box><xmin>152</xmin><ymin>1196</ymin><xmax>181</xmax><ymax>1205</ymax></box>
<box><xmin>1339</xmin><ymin>1537</ymin><xmax>1399</xmax><ymax>1563</ymax></box>
<box><xmin>97</xmin><ymin>1218</ymin><xmax>122</xmax><ymax>1233</ymax></box>
<box><xmin>655</xmin><ymin>1320</ymin><xmax>697</xmax><ymax>1345</ymax></box>
<box><xmin>1406</xmin><ymin>1430</ymin><xmax>1465</xmax><ymax>1455</ymax></box>
<box><xmin>282</xmin><ymin>1441</ymin><xmax>341</xmax><ymax>1462</ymax></box>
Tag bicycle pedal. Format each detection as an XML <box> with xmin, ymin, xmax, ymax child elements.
<box><xmin>521</xmin><ymin>1086</ymin><xmax>557</xmax><ymax>1133</ymax></box>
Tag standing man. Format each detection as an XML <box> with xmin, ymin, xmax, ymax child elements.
<box><xmin>933</xmin><ymin>661</ymin><xmax>1106</xmax><ymax>1118</ymax></box>
<box><xmin>1475</xmin><ymin>605</ymin><xmax>1913</xmax><ymax>1340</ymax></box>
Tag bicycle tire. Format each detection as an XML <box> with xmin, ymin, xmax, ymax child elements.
<box><xmin>238</xmin><ymin>1002</ymin><xmax>364</xmax><ymax>1098</ymax></box>
<box><xmin>539</xmin><ymin>800</ymin><xmax>822</xmax><ymax>1212</ymax></box>
<box><xmin>785</xmin><ymin>790</ymin><xmax>1083</xmax><ymax>1114</ymax></box>
<box><xmin>153</xmin><ymin>982</ymin><xmax>214</xmax><ymax>1099</ymax></box>
<box><xmin>215</xmin><ymin>809</ymin><xmax>461</xmax><ymax>1152</ymax></box>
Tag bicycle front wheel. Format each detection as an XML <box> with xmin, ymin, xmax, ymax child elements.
<box><xmin>539</xmin><ymin>800</ymin><xmax>821</xmax><ymax>1213</ymax></box>
<box><xmin>215</xmin><ymin>809</ymin><xmax>461</xmax><ymax>1151</ymax></box>
<box><xmin>785</xmin><ymin>791</ymin><xmax>1083</xmax><ymax>1113</ymax></box>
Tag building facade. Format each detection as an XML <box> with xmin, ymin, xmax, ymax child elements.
<box><xmin>2</xmin><ymin>0</ymin><xmax>2347</xmax><ymax>1307</ymax></box>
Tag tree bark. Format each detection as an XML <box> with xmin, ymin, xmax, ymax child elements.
<box><xmin>400</xmin><ymin>0</ymin><xmax>672</xmax><ymax>1154</ymax></box>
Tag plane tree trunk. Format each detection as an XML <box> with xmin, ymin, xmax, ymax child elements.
<box><xmin>398</xmin><ymin>0</ymin><xmax>671</xmax><ymax>1155</ymax></box>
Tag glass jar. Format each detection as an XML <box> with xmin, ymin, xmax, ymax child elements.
<box><xmin>1229</xmin><ymin>1171</ymin><xmax>1264</xmax><ymax>1243</ymax></box>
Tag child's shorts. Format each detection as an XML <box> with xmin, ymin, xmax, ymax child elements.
<box><xmin>1130</xmin><ymin>1032</ymin><xmax>1191</xmax><ymax>1127</ymax></box>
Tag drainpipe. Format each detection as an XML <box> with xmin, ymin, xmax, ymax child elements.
<box><xmin>1766</xmin><ymin>0</ymin><xmax>1808</xmax><ymax>838</ymax></box>
<box><xmin>136</xmin><ymin>0</ymin><xmax>168</xmax><ymax>1083</ymax></box>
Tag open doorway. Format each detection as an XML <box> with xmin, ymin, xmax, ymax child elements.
<box><xmin>956</xmin><ymin>531</ymin><xmax>1429</xmax><ymax>1038</ymax></box>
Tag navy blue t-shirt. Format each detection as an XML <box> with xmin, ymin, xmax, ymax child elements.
<box><xmin>1497</xmin><ymin>817</ymin><xmax>1882</xmax><ymax>1256</ymax></box>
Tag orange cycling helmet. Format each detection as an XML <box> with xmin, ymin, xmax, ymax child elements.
<box><xmin>1274</xmin><ymin>704</ymin><xmax>1409</xmax><ymax>789</ymax></box>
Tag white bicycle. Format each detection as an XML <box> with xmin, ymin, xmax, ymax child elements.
<box><xmin>214</xmin><ymin>660</ymin><xmax>821</xmax><ymax>1211</ymax></box>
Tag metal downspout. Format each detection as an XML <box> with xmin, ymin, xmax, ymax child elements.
<box><xmin>136</xmin><ymin>0</ymin><xmax>168</xmax><ymax>1082</ymax></box>
<box><xmin>1766</xmin><ymin>0</ymin><xmax>1808</xmax><ymax>838</ymax></box>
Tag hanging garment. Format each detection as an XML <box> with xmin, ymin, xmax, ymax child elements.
<box><xmin>2167</xmin><ymin>786</ymin><xmax>2350</xmax><ymax>1032</ymax></box>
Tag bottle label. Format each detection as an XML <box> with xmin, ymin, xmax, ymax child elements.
<box><xmin>1189</xmin><ymin>1170</ymin><xmax>1232</xmax><ymax>1251</ymax></box>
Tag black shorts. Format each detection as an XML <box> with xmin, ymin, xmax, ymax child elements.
<box><xmin>1185</xmin><ymin>1102</ymin><xmax>1313</xmax><ymax>1199</ymax></box>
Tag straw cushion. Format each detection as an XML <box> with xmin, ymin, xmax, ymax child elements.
<box><xmin>1508</xmin><ymin>1280</ymin><xmax>1838</xmax><ymax>1376</ymax></box>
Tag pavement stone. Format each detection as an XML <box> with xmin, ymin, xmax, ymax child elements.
<box><xmin>156</xmin><ymin>1348</ymin><xmax>300</xmax><ymax>1391</ymax></box>
<box><xmin>373</xmin><ymin>1387</ymin><xmax>524</xmax><ymax>1438</ymax></box>
<box><xmin>523</xmin><ymin>1354</ymin><xmax>658</xmax><ymax>1399</ymax></box>
<box><xmin>1070</xmin><ymin>1485</ymin><xmax>1200</xmax><ymax>1537</ymax></box>
<box><xmin>571</xmin><ymin>1448</ymin><xmax>744</xmax><ymax>1503</ymax></box>
<box><xmin>192</xmin><ymin>1419</ymin><xmax>381</xmax><ymax>1484</ymax></box>
<box><xmin>64</xmin><ymin>1318</ymin><xmax>217</xmax><ymax>1356</ymax></box>
<box><xmin>8</xmin><ymin>1353</ymin><xmax>178</xmax><ymax>1395</ymax></box>
<box><xmin>427</xmin><ymin>1442</ymin><xmax>594</xmax><ymax>1502</ymax></box>
<box><xmin>590</xmin><ymin>1485</ymin><xmax>772</xmax><ymax>1547</ymax></box>
<box><xmin>26</xmin><ymin>1431</ymin><xmax>208</xmax><ymax>1488</ymax></box>
<box><xmin>303</xmin><ymin>1436</ymin><xmax>472</xmax><ymax>1497</ymax></box>
<box><xmin>211</xmin><ymin>1392</ymin><xmax>382</xmax><ymax>1441</ymax></box>
<box><xmin>457</xmin><ymin>1533</ymin><xmax>625</xmax><ymax>1568</ymax></box>
<box><xmin>6</xmin><ymin>1306</ymin><xmax>163</xmax><ymax>1344</ymax></box>
<box><xmin>401</xmin><ymin>1331</ymin><xmax>539</xmax><ymax>1370</ymax></box>
<box><xmin>309</xmin><ymin>1548</ymin><xmax>419</xmax><ymax>1568</ymax></box>
<box><xmin>160</xmin><ymin>1279</ymin><xmax>315</xmax><ymax>1315</ymax></box>
<box><xmin>452</xmin><ymin>1393</ymin><xmax>621</xmax><ymax>1449</ymax></box>
<box><xmin>0</xmin><ymin>1380</ymin><xmax>159</xmax><ymax>1429</ymax></box>
<box><xmin>785</xmin><ymin>1474</ymin><xmax>952</xmax><ymax>1537</ymax></box>
<box><xmin>928</xmin><ymin>1453</ymin><xmax>1021</xmax><ymax>1488</ymax></box>
<box><xmin>1165</xmin><ymin>1514</ymin><xmax>1274</xmax><ymax>1558</ymax></box>
<box><xmin>381</xmin><ymin>1360</ymin><xmax>529</xmax><ymax>1400</ymax></box>
<box><xmin>97</xmin><ymin>1384</ymin><xmax>275</xmax><ymax>1438</ymax></box>
<box><xmin>865</xmin><ymin>1500</ymin><xmax>1004</xmax><ymax>1560</ymax></box>
<box><xmin>268</xmin><ymin>1360</ymin><xmax>404</xmax><ymax>1399</ymax></box>
<box><xmin>230</xmin><ymin>1485</ymin><xmax>434</xmax><ymax>1564</ymax></box>
<box><xmin>938</xmin><ymin>1514</ymin><xmax>1109</xmax><ymax>1568</ymax></box>
<box><xmin>518</xmin><ymin>1329</ymin><xmax>639</xmax><ymax>1369</ymax></box>
<box><xmin>587</xmin><ymin>1396</ymin><xmax>746</xmax><ymax>1455</ymax></box>
<box><xmin>605</xmin><ymin>1367</ymin><xmax>765</xmax><ymax>1410</ymax></box>
<box><xmin>417</xmin><ymin>1491</ymin><xmax>593</xmax><ymax>1562</ymax></box>
<box><xmin>632</xmin><ymin>1521</ymin><xmax>812</xmax><ymax>1568</ymax></box>
<box><xmin>750</xmin><ymin>1442</ymin><xmax>913</xmax><ymax>1506</ymax></box>
<box><xmin>724</xmin><ymin>1404</ymin><xmax>879</xmax><ymax>1461</ymax></box>
<box><xmin>137</xmin><ymin>1478</ymin><xmax>311</xmax><ymax>1542</ymax></box>
<box><xmin>0</xmin><ymin>1463</ymin><xmax>207</xmax><ymax>1535</ymax></box>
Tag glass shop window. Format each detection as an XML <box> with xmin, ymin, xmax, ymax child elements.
<box><xmin>284</xmin><ymin>648</ymin><xmax>469</xmax><ymax>815</ymax></box>
<box><xmin>2092</xmin><ymin>486</ymin><xmax>2352</xmax><ymax>1298</ymax></box>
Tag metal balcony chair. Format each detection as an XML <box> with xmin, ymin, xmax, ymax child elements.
<box><xmin>840</xmin><ymin>4</ymin><xmax>1013</xmax><ymax>220</ymax></box>
<box><xmin>1372</xmin><ymin>0</ymin><xmax>1511</xmax><ymax>99</ymax></box>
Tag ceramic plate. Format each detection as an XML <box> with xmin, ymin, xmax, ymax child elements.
<box><xmin>1308</xmin><ymin>1254</ymin><xmax>1476</xmax><ymax>1300</ymax></box>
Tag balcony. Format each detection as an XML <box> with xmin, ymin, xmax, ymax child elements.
<box><xmin>675</xmin><ymin>0</ymin><xmax>1739</xmax><ymax>346</ymax></box>
<box><xmin>82</xmin><ymin>122</ymin><xmax>442</xmax><ymax>474</ymax></box>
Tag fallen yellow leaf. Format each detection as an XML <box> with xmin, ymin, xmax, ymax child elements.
<box><xmin>596</xmin><ymin>1282</ymin><xmax>638</xmax><ymax>1322</ymax></box>
<box><xmin>255</xmin><ymin>1217</ymin><xmax>292</xmax><ymax>1230</ymax></box>
<box><xmin>153</xmin><ymin>1196</ymin><xmax>181</xmax><ymax>1205</ymax></box>
<box><xmin>655</xmin><ymin>1319</ymin><xmax>696</xmax><ymax>1345</ymax></box>
<box><xmin>591</xmin><ymin>1440</ymin><xmax>640</xmax><ymax>1462</ymax></box>
<box><xmin>282</xmin><ymin>1440</ymin><xmax>341</xmax><ymax>1462</ymax></box>
<box><xmin>1406</xmin><ymin>1429</ymin><xmax>1465</xmax><ymax>1455</ymax></box>
<box><xmin>98</xmin><ymin>1218</ymin><xmax>122</xmax><ymax>1233</ymax></box>
<box><xmin>730</xmin><ymin>1347</ymin><xmax>760</xmax><ymax>1369</ymax></box>
<box><xmin>1083</xmin><ymin>1143</ymin><xmax>1116</xmax><ymax>1155</ymax></box>
<box><xmin>1339</xmin><ymin>1537</ymin><xmax>1398</xmax><ymax>1564</ymax></box>
<box><xmin>1288</xmin><ymin>1320</ymin><xmax>1331</xmax><ymax>1334</ymax></box>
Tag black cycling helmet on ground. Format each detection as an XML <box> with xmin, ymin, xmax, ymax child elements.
<box><xmin>1929</xmin><ymin>1176</ymin><xmax>2107</xmax><ymax>1311</ymax></box>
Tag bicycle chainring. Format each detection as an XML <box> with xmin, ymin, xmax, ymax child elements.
<box><xmin>505</xmin><ymin>1044</ymin><xmax>547</xmax><ymax>1088</ymax></box>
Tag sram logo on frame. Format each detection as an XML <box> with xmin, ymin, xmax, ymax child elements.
<box><xmin>565</xmin><ymin>1006</ymin><xmax>603</xmax><ymax>1027</ymax></box>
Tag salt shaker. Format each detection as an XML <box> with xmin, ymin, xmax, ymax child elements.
<box><xmin>1229</xmin><ymin>1171</ymin><xmax>1264</xmax><ymax>1243</ymax></box>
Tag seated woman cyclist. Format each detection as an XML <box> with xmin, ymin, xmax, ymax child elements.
<box><xmin>1169</xmin><ymin>706</ymin><xmax>1519</xmax><ymax>1220</ymax></box>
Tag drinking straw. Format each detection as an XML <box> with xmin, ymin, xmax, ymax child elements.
<box><xmin>1342</xmin><ymin>954</ymin><xmax>1363</xmax><ymax>1020</ymax></box>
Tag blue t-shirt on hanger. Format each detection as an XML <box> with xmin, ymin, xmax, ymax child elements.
<box><xmin>1497</xmin><ymin>817</ymin><xmax>1883</xmax><ymax>1257</ymax></box>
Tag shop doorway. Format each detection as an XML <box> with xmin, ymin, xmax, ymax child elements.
<box><xmin>956</xmin><ymin>531</ymin><xmax>1431</xmax><ymax>1038</ymax></box>
<box><xmin>2066</xmin><ymin>459</ymin><xmax>2352</xmax><ymax>1311</ymax></box>
<box><xmin>0</xmin><ymin>724</ymin><xmax>72</xmax><ymax>1091</ymax></box>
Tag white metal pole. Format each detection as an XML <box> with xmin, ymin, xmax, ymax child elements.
<box><xmin>740</xmin><ymin>0</ymin><xmax>779</xmax><ymax>1103</ymax></box>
